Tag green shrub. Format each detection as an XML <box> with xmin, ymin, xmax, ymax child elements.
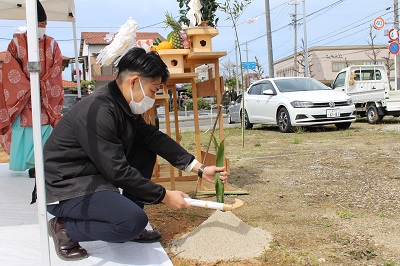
<box><xmin>183</xmin><ymin>98</ymin><xmax>211</xmax><ymax>110</ymax></box>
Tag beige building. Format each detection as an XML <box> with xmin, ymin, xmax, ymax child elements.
<box><xmin>274</xmin><ymin>45</ymin><xmax>394</xmax><ymax>86</ymax></box>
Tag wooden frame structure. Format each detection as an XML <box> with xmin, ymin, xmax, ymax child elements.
<box><xmin>144</xmin><ymin>28</ymin><xmax>227</xmax><ymax>191</ymax></box>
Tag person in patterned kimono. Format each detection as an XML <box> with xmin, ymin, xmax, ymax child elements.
<box><xmin>0</xmin><ymin>0</ymin><xmax>64</xmax><ymax>177</ymax></box>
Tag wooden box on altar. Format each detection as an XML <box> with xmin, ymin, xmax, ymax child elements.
<box><xmin>185</xmin><ymin>27</ymin><xmax>218</xmax><ymax>53</ymax></box>
<box><xmin>156</xmin><ymin>49</ymin><xmax>189</xmax><ymax>74</ymax></box>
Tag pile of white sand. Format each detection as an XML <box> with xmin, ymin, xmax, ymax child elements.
<box><xmin>170</xmin><ymin>210</ymin><xmax>273</xmax><ymax>262</ymax></box>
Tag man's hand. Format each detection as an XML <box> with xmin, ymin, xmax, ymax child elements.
<box><xmin>162</xmin><ymin>190</ymin><xmax>191</xmax><ymax>210</ymax></box>
<box><xmin>200</xmin><ymin>165</ymin><xmax>228</xmax><ymax>184</ymax></box>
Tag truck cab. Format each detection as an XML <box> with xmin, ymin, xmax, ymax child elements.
<box><xmin>332</xmin><ymin>65</ymin><xmax>400</xmax><ymax>123</ymax></box>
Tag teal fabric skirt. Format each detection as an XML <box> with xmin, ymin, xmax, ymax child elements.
<box><xmin>9</xmin><ymin>115</ymin><xmax>52</xmax><ymax>171</ymax></box>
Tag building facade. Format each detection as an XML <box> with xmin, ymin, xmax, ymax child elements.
<box><xmin>79</xmin><ymin>32</ymin><xmax>165</xmax><ymax>89</ymax></box>
<box><xmin>274</xmin><ymin>45</ymin><xmax>394</xmax><ymax>86</ymax></box>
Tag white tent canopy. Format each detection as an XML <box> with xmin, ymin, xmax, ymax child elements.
<box><xmin>0</xmin><ymin>0</ymin><xmax>75</xmax><ymax>21</ymax></box>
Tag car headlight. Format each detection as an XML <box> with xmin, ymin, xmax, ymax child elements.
<box><xmin>347</xmin><ymin>98</ymin><xmax>353</xmax><ymax>105</ymax></box>
<box><xmin>290</xmin><ymin>101</ymin><xmax>314</xmax><ymax>108</ymax></box>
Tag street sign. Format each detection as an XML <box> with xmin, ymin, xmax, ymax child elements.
<box><xmin>242</xmin><ymin>62</ymin><xmax>256</xmax><ymax>70</ymax></box>
<box><xmin>373</xmin><ymin>17</ymin><xmax>385</xmax><ymax>30</ymax></box>
<box><xmin>389</xmin><ymin>28</ymin><xmax>399</xmax><ymax>41</ymax></box>
<box><xmin>389</xmin><ymin>41</ymin><xmax>400</xmax><ymax>54</ymax></box>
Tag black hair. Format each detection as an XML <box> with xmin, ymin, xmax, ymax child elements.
<box><xmin>116</xmin><ymin>47</ymin><xmax>169</xmax><ymax>84</ymax></box>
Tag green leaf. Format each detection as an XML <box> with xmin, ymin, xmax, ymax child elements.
<box><xmin>215</xmin><ymin>172</ymin><xmax>224</xmax><ymax>203</ymax></box>
<box><xmin>215</xmin><ymin>138</ymin><xmax>225</xmax><ymax>167</ymax></box>
<box><xmin>213</xmin><ymin>137</ymin><xmax>225</xmax><ymax>203</ymax></box>
<box><xmin>167</xmin><ymin>31</ymin><xmax>174</xmax><ymax>42</ymax></box>
<box><xmin>212</xmin><ymin>134</ymin><xmax>219</xmax><ymax>152</ymax></box>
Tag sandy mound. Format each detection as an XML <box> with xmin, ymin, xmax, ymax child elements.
<box><xmin>170</xmin><ymin>210</ymin><xmax>272</xmax><ymax>262</ymax></box>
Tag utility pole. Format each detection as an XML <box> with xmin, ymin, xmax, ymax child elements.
<box><xmin>265</xmin><ymin>0</ymin><xmax>274</xmax><ymax>77</ymax></box>
<box><xmin>290</xmin><ymin>0</ymin><xmax>298</xmax><ymax>76</ymax></box>
<box><xmin>395</xmin><ymin>0</ymin><xmax>400</xmax><ymax>89</ymax></box>
<box><xmin>302</xmin><ymin>0</ymin><xmax>309</xmax><ymax>77</ymax></box>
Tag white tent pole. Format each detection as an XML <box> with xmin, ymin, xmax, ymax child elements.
<box><xmin>72</xmin><ymin>19</ymin><xmax>82</xmax><ymax>98</ymax></box>
<box><xmin>25</xmin><ymin>0</ymin><xmax>51</xmax><ymax>265</ymax></box>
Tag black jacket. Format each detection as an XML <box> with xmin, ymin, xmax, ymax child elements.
<box><xmin>44</xmin><ymin>80</ymin><xmax>194</xmax><ymax>204</ymax></box>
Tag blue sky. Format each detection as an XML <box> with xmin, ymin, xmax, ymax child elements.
<box><xmin>0</xmin><ymin>0</ymin><xmax>396</xmax><ymax>79</ymax></box>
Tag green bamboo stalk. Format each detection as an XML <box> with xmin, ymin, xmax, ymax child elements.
<box><xmin>212</xmin><ymin>136</ymin><xmax>225</xmax><ymax>203</ymax></box>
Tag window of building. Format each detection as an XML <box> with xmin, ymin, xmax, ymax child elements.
<box><xmin>363</xmin><ymin>61</ymin><xmax>385</xmax><ymax>66</ymax></box>
<box><xmin>332</xmin><ymin>62</ymin><xmax>347</xmax><ymax>72</ymax></box>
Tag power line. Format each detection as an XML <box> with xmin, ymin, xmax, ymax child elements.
<box><xmin>275</xmin><ymin>7</ymin><xmax>393</xmax><ymax>59</ymax></box>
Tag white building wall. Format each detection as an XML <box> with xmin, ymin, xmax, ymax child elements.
<box><xmin>274</xmin><ymin>45</ymin><xmax>392</xmax><ymax>85</ymax></box>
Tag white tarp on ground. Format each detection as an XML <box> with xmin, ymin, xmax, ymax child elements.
<box><xmin>0</xmin><ymin>163</ymin><xmax>174</xmax><ymax>266</ymax></box>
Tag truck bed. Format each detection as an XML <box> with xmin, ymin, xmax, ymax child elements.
<box><xmin>349</xmin><ymin>81</ymin><xmax>386</xmax><ymax>103</ymax></box>
<box><xmin>385</xmin><ymin>90</ymin><xmax>400</xmax><ymax>111</ymax></box>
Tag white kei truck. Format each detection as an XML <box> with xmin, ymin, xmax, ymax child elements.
<box><xmin>331</xmin><ymin>65</ymin><xmax>400</xmax><ymax>124</ymax></box>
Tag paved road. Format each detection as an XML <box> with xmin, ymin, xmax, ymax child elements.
<box><xmin>156</xmin><ymin>106</ymin><xmax>240</xmax><ymax>132</ymax></box>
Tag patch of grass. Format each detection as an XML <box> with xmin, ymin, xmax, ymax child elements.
<box><xmin>340</xmin><ymin>238</ymin><xmax>350</xmax><ymax>245</ymax></box>
<box><xmin>346</xmin><ymin>248</ymin><xmax>378</xmax><ymax>260</ymax></box>
<box><xmin>321</xmin><ymin>223</ymin><xmax>331</xmax><ymax>228</ymax></box>
<box><xmin>292</xmin><ymin>138</ymin><xmax>302</xmax><ymax>144</ymax></box>
<box><xmin>383</xmin><ymin>260</ymin><xmax>398</xmax><ymax>266</ymax></box>
<box><xmin>261</xmin><ymin>242</ymin><xmax>320</xmax><ymax>265</ymax></box>
<box><xmin>188</xmin><ymin>211</ymin><xmax>200</xmax><ymax>221</ymax></box>
<box><xmin>387</xmin><ymin>130</ymin><xmax>398</xmax><ymax>135</ymax></box>
<box><xmin>294</xmin><ymin>127</ymin><xmax>305</xmax><ymax>134</ymax></box>
<box><xmin>379</xmin><ymin>213</ymin><xmax>386</xmax><ymax>218</ymax></box>
<box><xmin>254</xmin><ymin>142</ymin><xmax>261</xmax><ymax>147</ymax></box>
<box><xmin>338</xmin><ymin>209</ymin><xmax>356</xmax><ymax>219</ymax></box>
<box><xmin>298</xmin><ymin>252</ymin><xmax>318</xmax><ymax>265</ymax></box>
<box><xmin>344</xmin><ymin>129</ymin><xmax>352</xmax><ymax>136</ymax></box>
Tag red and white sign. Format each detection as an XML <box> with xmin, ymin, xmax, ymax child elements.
<box><xmin>389</xmin><ymin>28</ymin><xmax>399</xmax><ymax>41</ymax></box>
<box><xmin>373</xmin><ymin>17</ymin><xmax>385</xmax><ymax>30</ymax></box>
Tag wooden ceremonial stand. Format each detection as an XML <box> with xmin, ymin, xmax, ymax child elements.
<box><xmin>144</xmin><ymin>27</ymin><xmax>230</xmax><ymax>193</ymax></box>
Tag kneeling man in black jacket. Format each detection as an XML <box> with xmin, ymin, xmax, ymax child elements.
<box><xmin>44</xmin><ymin>47</ymin><xmax>228</xmax><ymax>261</ymax></box>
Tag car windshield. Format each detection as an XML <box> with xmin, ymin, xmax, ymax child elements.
<box><xmin>273</xmin><ymin>78</ymin><xmax>330</xmax><ymax>93</ymax></box>
<box><xmin>63</xmin><ymin>95</ymin><xmax>77</xmax><ymax>108</ymax></box>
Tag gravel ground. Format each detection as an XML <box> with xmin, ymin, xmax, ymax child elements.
<box><xmin>166</xmin><ymin>119</ymin><xmax>400</xmax><ymax>265</ymax></box>
<box><xmin>223</xmin><ymin>121</ymin><xmax>400</xmax><ymax>265</ymax></box>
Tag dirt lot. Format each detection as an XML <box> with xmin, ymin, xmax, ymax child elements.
<box><xmin>2</xmin><ymin>119</ymin><xmax>400</xmax><ymax>265</ymax></box>
<box><xmin>151</xmin><ymin>119</ymin><xmax>400</xmax><ymax>266</ymax></box>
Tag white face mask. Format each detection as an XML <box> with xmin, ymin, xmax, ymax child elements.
<box><xmin>129</xmin><ymin>79</ymin><xmax>155</xmax><ymax>114</ymax></box>
<box><xmin>37</xmin><ymin>27</ymin><xmax>46</xmax><ymax>39</ymax></box>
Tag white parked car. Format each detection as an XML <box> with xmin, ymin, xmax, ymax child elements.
<box><xmin>227</xmin><ymin>94</ymin><xmax>242</xmax><ymax>124</ymax></box>
<box><xmin>242</xmin><ymin>77</ymin><xmax>356</xmax><ymax>132</ymax></box>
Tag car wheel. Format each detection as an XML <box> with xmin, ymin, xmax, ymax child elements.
<box><xmin>366</xmin><ymin>105</ymin><xmax>383</xmax><ymax>124</ymax></box>
<box><xmin>277</xmin><ymin>108</ymin><xmax>293</xmax><ymax>133</ymax></box>
<box><xmin>228</xmin><ymin>111</ymin><xmax>234</xmax><ymax>124</ymax></box>
<box><xmin>241</xmin><ymin>110</ymin><xmax>253</xmax><ymax>129</ymax></box>
<box><xmin>335</xmin><ymin>122</ymin><xmax>351</xmax><ymax>130</ymax></box>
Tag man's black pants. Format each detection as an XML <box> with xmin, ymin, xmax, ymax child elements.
<box><xmin>47</xmin><ymin>146</ymin><xmax>156</xmax><ymax>243</ymax></box>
